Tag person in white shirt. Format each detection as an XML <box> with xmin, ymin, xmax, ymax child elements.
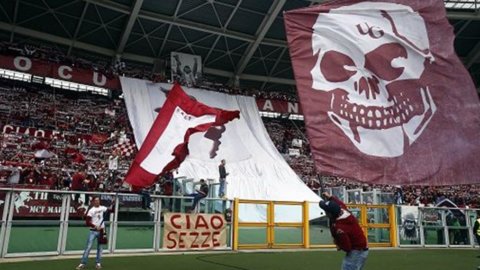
<box><xmin>108</xmin><ymin>151</ymin><xmax>119</xmax><ymax>186</ymax></box>
<box><xmin>76</xmin><ymin>197</ymin><xmax>114</xmax><ymax>270</ymax></box>
<box><xmin>108</xmin><ymin>155</ymin><xmax>118</xmax><ymax>171</ymax></box>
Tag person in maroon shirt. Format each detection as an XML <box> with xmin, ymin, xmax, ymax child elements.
<box><xmin>320</xmin><ymin>192</ymin><xmax>369</xmax><ymax>270</ymax></box>
<box><xmin>72</xmin><ymin>169</ymin><xmax>88</xmax><ymax>204</ymax></box>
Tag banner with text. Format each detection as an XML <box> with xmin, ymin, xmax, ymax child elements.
<box><xmin>256</xmin><ymin>99</ymin><xmax>302</xmax><ymax>115</ymax></box>
<box><xmin>0</xmin><ymin>56</ymin><xmax>301</xmax><ymax>115</ymax></box>
<box><xmin>0</xmin><ymin>191</ymin><xmax>141</xmax><ymax>218</ymax></box>
<box><xmin>0</xmin><ymin>55</ymin><xmax>121</xmax><ymax>89</ymax></box>
<box><xmin>163</xmin><ymin>213</ymin><xmax>227</xmax><ymax>250</ymax></box>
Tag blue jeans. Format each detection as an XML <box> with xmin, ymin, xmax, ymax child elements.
<box><xmin>219</xmin><ymin>178</ymin><xmax>226</xmax><ymax>197</ymax></box>
<box><xmin>141</xmin><ymin>190</ymin><xmax>151</xmax><ymax>209</ymax></box>
<box><xmin>188</xmin><ymin>193</ymin><xmax>206</xmax><ymax>210</ymax></box>
<box><xmin>80</xmin><ymin>230</ymin><xmax>103</xmax><ymax>265</ymax></box>
<box><xmin>342</xmin><ymin>249</ymin><xmax>369</xmax><ymax>270</ymax></box>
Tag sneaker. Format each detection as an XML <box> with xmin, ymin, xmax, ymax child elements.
<box><xmin>96</xmin><ymin>263</ymin><xmax>102</xmax><ymax>269</ymax></box>
<box><xmin>75</xmin><ymin>264</ymin><xmax>85</xmax><ymax>270</ymax></box>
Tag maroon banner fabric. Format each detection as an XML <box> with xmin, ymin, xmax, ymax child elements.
<box><xmin>124</xmin><ymin>84</ymin><xmax>240</xmax><ymax>188</ymax></box>
<box><xmin>284</xmin><ymin>0</ymin><xmax>480</xmax><ymax>185</ymax></box>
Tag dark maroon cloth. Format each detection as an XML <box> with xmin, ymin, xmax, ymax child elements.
<box><xmin>85</xmin><ymin>216</ymin><xmax>95</xmax><ymax>229</ymax></box>
<box><xmin>71</xmin><ymin>172</ymin><xmax>85</xmax><ymax>190</ymax></box>
<box><xmin>284</xmin><ymin>0</ymin><xmax>480</xmax><ymax>186</ymax></box>
<box><xmin>329</xmin><ymin>197</ymin><xmax>367</xmax><ymax>252</ymax></box>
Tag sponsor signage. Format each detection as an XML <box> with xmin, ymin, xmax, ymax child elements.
<box><xmin>0</xmin><ymin>55</ymin><xmax>121</xmax><ymax>89</ymax></box>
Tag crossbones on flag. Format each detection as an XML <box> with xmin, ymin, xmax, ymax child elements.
<box><xmin>284</xmin><ymin>0</ymin><xmax>480</xmax><ymax>185</ymax></box>
<box><xmin>124</xmin><ymin>84</ymin><xmax>240</xmax><ymax>188</ymax></box>
<box><xmin>113</xmin><ymin>139</ymin><xmax>136</xmax><ymax>157</ymax></box>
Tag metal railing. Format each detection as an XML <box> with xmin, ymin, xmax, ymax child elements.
<box><xmin>0</xmin><ymin>188</ymin><xmax>234</xmax><ymax>258</ymax></box>
<box><xmin>445</xmin><ymin>0</ymin><xmax>480</xmax><ymax>11</ymax></box>
<box><xmin>1</xmin><ymin>188</ymin><xmax>479</xmax><ymax>258</ymax></box>
<box><xmin>322</xmin><ymin>187</ymin><xmax>394</xmax><ymax>205</ymax></box>
<box><xmin>396</xmin><ymin>205</ymin><xmax>479</xmax><ymax>248</ymax></box>
<box><xmin>233</xmin><ymin>199</ymin><xmax>397</xmax><ymax>250</ymax></box>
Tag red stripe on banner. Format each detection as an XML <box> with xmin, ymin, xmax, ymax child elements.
<box><xmin>124</xmin><ymin>84</ymin><xmax>240</xmax><ymax>188</ymax></box>
<box><xmin>124</xmin><ymin>160</ymin><xmax>158</xmax><ymax>188</ymax></box>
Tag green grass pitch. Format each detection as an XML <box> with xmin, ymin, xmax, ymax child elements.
<box><xmin>0</xmin><ymin>249</ymin><xmax>478</xmax><ymax>270</ymax></box>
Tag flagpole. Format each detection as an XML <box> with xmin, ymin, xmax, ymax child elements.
<box><xmin>317</xmin><ymin>173</ymin><xmax>325</xmax><ymax>200</ymax></box>
<box><xmin>284</xmin><ymin>116</ymin><xmax>324</xmax><ymax>199</ymax></box>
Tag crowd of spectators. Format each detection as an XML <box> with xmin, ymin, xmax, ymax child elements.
<box><xmin>0</xmin><ymin>78</ymin><xmax>135</xmax><ymax>193</ymax></box>
<box><xmin>0</xmin><ymin>41</ymin><xmax>479</xmax><ymax>208</ymax></box>
<box><xmin>198</xmin><ymin>83</ymin><xmax>298</xmax><ymax>102</ymax></box>
<box><xmin>0</xmin><ymin>76</ymin><xmax>478</xmax><ymax>208</ymax></box>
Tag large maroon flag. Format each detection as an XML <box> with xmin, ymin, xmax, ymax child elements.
<box><xmin>125</xmin><ymin>84</ymin><xmax>240</xmax><ymax>189</ymax></box>
<box><xmin>284</xmin><ymin>0</ymin><xmax>480</xmax><ymax>185</ymax></box>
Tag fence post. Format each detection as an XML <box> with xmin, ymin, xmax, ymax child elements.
<box><xmin>0</xmin><ymin>191</ymin><xmax>12</xmax><ymax>258</ymax></box>
<box><xmin>58</xmin><ymin>192</ymin><xmax>70</xmax><ymax>255</ymax></box>
<box><xmin>361</xmin><ymin>205</ymin><xmax>368</xmax><ymax>236</ymax></box>
<box><xmin>153</xmin><ymin>197</ymin><xmax>162</xmax><ymax>251</ymax></box>
<box><xmin>390</xmin><ymin>204</ymin><xmax>398</xmax><ymax>247</ymax></box>
<box><xmin>419</xmin><ymin>207</ymin><xmax>425</xmax><ymax>246</ymax></box>
<box><xmin>268</xmin><ymin>201</ymin><xmax>274</xmax><ymax>248</ymax></box>
<box><xmin>109</xmin><ymin>195</ymin><xmax>119</xmax><ymax>254</ymax></box>
<box><xmin>233</xmin><ymin>198</ymin><xmax>239</xmax><ymax>251</ymax></box>
<box><xmin>2</xmin><ymin>190</ymin><xmax>15</xmax><ymax>257</ymax></box>
<box><xmin>303</xmin><ymin>201</ymin><xmax>310</xmax><ymax>249</ymax></box>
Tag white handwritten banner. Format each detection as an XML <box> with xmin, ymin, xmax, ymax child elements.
<box><xmin>163</xmin><ymin>213</ymin><xmax>227</xmax><ymax>250</ymax></box>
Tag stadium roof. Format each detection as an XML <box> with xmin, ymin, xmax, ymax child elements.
<box><xmin>0</xmin><ymin>0</ymin><xmax>480</xmax><ymax>93</ymax></box>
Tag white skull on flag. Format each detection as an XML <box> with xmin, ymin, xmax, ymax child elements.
<box><xmin>310</xmin><ymin>2</ymin><xmax>436</xmax><ymax>157</ymax></box>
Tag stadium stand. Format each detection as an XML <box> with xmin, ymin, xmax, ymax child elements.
<box><xmin>0</xmin><ymin>70</ymin><xmax>479</xmax><ymax>208</ymax></box>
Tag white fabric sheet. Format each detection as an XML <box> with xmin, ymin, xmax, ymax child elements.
<box><xmin>121</xmin><ymin>77</ymin><xmax>321</xmax><ymax>221</ymax></box>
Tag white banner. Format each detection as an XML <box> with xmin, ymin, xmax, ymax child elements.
<box><xmin>121</xmin><ymin>78</ymin><xmax>321</xmax><ymax>222</ymax></box>
<box><xmin>163</xmin><ymin>213</ymin><xmax>227</xmax><ymax>250</ymax></box>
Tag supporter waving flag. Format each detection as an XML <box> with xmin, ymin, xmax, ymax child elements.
<box><xmin>284</xmin><ymin>0</ymin><xmax>480</xmax><ymax>185</ymax></box>
<box><xmin>124</xmin><ymin>84</ymin><xmax>240</xmax><ymax>188</ymax></box>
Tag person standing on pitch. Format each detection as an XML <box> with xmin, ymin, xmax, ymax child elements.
<box><xmin>218</xmin><ymin>159</ymin><xmax>229</xmax><ymax>198</ymax></box>
<box><xmin>319</xmin><ymin>192</ymin><xmax>368</xmax><ymax>270</ymax></box>
<box><xmin>76</xmin><ymin>197</ymin><xmax>114</xmax><ymax>270</ymax></box>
